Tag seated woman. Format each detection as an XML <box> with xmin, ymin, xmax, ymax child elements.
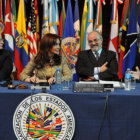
<box><xmin>20</xmin><ymin>33</ymin><xmax>72</xmax><ymax>84</ymax></box>
<box><xmin>0</xmin><ymin>38</ymin><xmax>13</xmax><ymax>81</ymax></box>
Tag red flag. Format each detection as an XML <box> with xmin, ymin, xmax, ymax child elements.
<box><xmin>4</xmin><ymin>0</ymin><xmax>14</xmax><ymax>52</ymax></box>
<box><xmin>108</xmin><ymin>12</ymin><xmax>119</xmax><ymax>60</ymax></box>
<box><xmin>0</xmin><ymin>0</ymin><xmax>4</xmax><ymax>38</ymax></box>
<box><xmin>27</xmin><ymin>0</ymin><xmax>37</xmax><ymax>59</ymax></box>
<box><xmin>118</xmin><ymin>0</ymin><xmax>129</xmax><ymax>79</ymax></box>
<box><xmin>58</xmin><ymin>0</ymin><xmax>65</xmax><ymax>37</ymax></box>
<box><xmin>35</xmin><ymin>0</ymin><xmax>40</xmax><ymax>47</ymax></box>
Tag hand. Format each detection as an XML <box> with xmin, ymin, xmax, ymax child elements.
<box><xmin>132</xmin><ymin>66</ymin><xmax>140</xmax><ymax>79</ymax></box>
<box><xmin>100</xmin><ymin>62</ymin><xmax>108</xmax><ymax>72</ymax></box>
<box><xmin>83</xmin><ymin>76</ymin><xmax>94</xmax><ymax>81</ymax></box>
<box><xmin>48</xmin><ymin>77</ymin><xmax>56</xmax><ymax>84</ymax></box>
<box><xmin>25</xmin><ymin>76</ymin><xmax>40</xmax><ymax>83</ymax></box>
<box><xmin>131</xmin><ymin>66</ymin><xmax>140</xmax><ymax>79</ymax></box>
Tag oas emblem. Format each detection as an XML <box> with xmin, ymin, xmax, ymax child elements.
<box><xmin>13</xmin><ymin>93</ymin><xmax>75</xmax><ymax>140</ymax></box>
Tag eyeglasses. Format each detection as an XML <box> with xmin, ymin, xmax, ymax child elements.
<box><xmin>88</xmin><ymin>38</ymin><xmax>100</xmax><ymax>44</ymax></box>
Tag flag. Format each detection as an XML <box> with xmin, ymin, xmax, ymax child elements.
<box><xmin>58</xmin><ymin>0</ymin><xmax>66</xmax><ymax>37</ymax></box>
<box><xmin>122</xmin><ymin>0</ymin><xmax>137</xmax><ymax>75</ymax></box>
<box><xmin>42</xmin><ymin>0</ymin><xmax>49</xmax><ymax>37</ymax></box>
<box><xmin>110</xmin><ymin>0</ymin><xmax>123</xmax><ymax>23</ymax></box>
<box><xmin>27</xmin><ymin>0</ymin><xmax>37</xmax><ymax>59</ymax></box>
<box><xmin>137</xmin><ymin>0</ymin><xmax>140</xmax><ymax>4</ymax></box>
<box><xmin>4</xmin><ymin>0</ymin><xmax>14</xmax><ymax>54</ymax></box>
<box><xmin>118</xmin><ymin>0</ymin><xmax>129</xmax><ymax>79</ymax></box>
<box><xmin>137</xmin><ymin>6</ymin><xmax>140</xmax><ymax>53</ymax></box>
<box><xmin>62</xmin><ymin>0</ymin><xmax>76</xmax><ymax>79</ymax></box>
<box><xmin>12</xmin><ymin>0</ymin><xmax>17</xmax><ymax>36</ymax></box>
<box><xmin>74</xmin><ymin>0</ymin><xmax>80</xmax><ymax>53</ymax></box>
<box><xmin>80</xmin><ymin>0</ymin><xmax>88</xmax><ymax>50</ymax></box>
<box><xmin>83</xmin><ymin>0</ymin><xmax>94</xmax><ymax>50</ymax></box>
<box><xmin>35</xmin><ymin>0</ymin><xmax>40</xmax><ymax>48</ymax></box>
<box><xmin>94</xmin><ymin>0</ymin><xmax>105</xmax><ymax>34</ymax></box>
<box><xmin>0</xmin><ymin>0</ymin><xmax>4</xmax><ymax>38</ymax></box>
<box><xmin>108</xmin><ymin>12</ymin><xmax>119</xmax><ymax>60</ymax></box>
<box><xmin>73</xmin><ymin>0</ymin><xmax>80</xmax><ymax>81</ymax></box>
<box><xmin>49</xmin><ymin>0</ymin><xmax>59</xmax><ymax>34</ymax></box>
<box><xmin>108</xmin><ymin>0</ymin><xmax>123</xmax><ymax>59</ymax></box>
<box><xmin>15</xmin><ymin>0</ymin><xmax>29</xmax><ymax>79</ymax></box>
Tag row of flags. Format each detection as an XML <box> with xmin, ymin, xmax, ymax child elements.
<box><xmin>108</xmin><ymin>0</ymin><xmax>139</xmax><ymax>79</ymax></box>
<box><xmin>0</xmin><ymin>0</ymin><xmax>140</xmax><ymax>80</ymax></box>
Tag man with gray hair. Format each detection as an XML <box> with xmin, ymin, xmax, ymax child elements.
<box><xmin>76</xmin><ymin>30</ymin><xmax>118</xmax><ymax>81</ymax></box>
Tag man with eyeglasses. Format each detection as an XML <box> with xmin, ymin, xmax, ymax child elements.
<box><xmin>0</xmin><ymin>38</ymin><xmax>13</xmax><ymax>81</ymax></box>
<box><xmin>76</xmin><ymin>30</ymin><xmax>118</xmax><ymax>81</ymax></box>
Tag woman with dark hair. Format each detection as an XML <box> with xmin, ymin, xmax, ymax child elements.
<box><xmin>20</xmin><ymin>33</ymin><xmax>72</xmax><ymax>84</ymax></box>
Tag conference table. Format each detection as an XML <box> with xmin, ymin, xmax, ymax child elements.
<box><xmin>0</xmin><ymin>81</ymin><xmax>140</xmax><ymax>140</ymax></box>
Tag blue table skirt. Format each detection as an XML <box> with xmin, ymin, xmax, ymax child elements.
<box><xmin>0</xmin><ymin>82</ymin><xmax>140</xmax><ymax>140</ymax></box>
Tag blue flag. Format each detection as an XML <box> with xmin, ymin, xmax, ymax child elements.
<box><xmin>62</xmin><ymin>0</ymin><xmax>77</xmax><ymax>81</ymax></box>
<box><xmin>122</xmin><ymin>0</ymin><xmax>137</xmax><ymax>75</ymax></box>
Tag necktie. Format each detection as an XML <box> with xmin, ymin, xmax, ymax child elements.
<box><xmin>95</xmin><ymin>51</ymin><xmax>99</xmax><ymax>61</ymax></box>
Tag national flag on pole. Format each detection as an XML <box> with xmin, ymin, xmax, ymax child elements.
<box><xmin>58</xmin><ymin>0</ymin><xmax>66</xmax><ymax>37</ymax></box>
<box><xmin>137</xmin><ymin>0</ymin><xmax>140</xmax><ymax>4</ymax></box>
<box><xmin>108</xmin><ymin>0</ymin><xmax>123</xmax><ymax>60</ymax></box>
<box><xmin>122</xmin><ymin>0</ymin><xmax>137</xmax><ymax>75</ymax></box>
<box><xmin>15</xmin><ymin>0</ymin><xmax>29</xmax><ymax>79</ymax></box>
<box><xmin>118</xmin><ymin>0</ymin><xmax>129</xmax><ymax>79</ymax></box>
<box><xmin>73</xmin><ymin>0</ymin><xmax>80</xmax><ymax>81</ymax></box>
<box><xmin>94</xmin><ymin>0</ymin><xmax>105</xmax><ymax>34</ymax></box>
<box><xmin>137</xmin><ymin>6</ymin><xmax>140</xmax><ymax>33</ymax></box>
<box><xmin>35</xmin><ymin>0</ymin><xmax>40</xmax><ymax>47</ymax></box>
<box><xmin>4</xmin><ymin>0</ymin><xmax>14</xmax><ymax>55</ymax></box>
<box><xmin>83</xmin><ymin>0</ymin><xmax>94</xmax><ymax>50</ymax></box>
<box><xmin>27</xmin><ymin>0</ymin><xmax>37</xmax><ymax>59</ymax></box>
<box><xmin>12</xmin><ymin>0</ymin><xmax>17</xmax><ymax>36</ymax></box>
<box><xmin>108</xmin><ymin>12</ymin><xmax>119</xmax><ymax>60</ymax></box>
<box><xmin>62</xmin><ymin>0</ymin><xmax>76</xmax><ymax>78</ymax></box>
<box><xmin>42</xmin><ymin>0</ymin><xmax>49</xmax><ymax>37</ymax></box>
<box><xmin>110</xmin><ymin>0</ymin><xmax>123</xmax><ymax>22</ymax></box>
<box><xmin>74</xmin><ymin>0</ymin><xmax>80</xmax><ymax>53</ymax></box>
<box><xmin>0</xmin><ymin>0</ymin><xmax>4</xmax><ymax>38</ymax></box>
<box><xmin>137</xmin><ymin>6</ymin><xmax>140</xmax><ymax>53</ymax></box>
<box><xmin>49</xmin><ymin>0</ymin><xmax>59</xmax><ymax>34</ymax></box>
<box><xmin>80</xmin><ymin>0</ymin><xmax>88</xmax><ymax>50</ymax></box>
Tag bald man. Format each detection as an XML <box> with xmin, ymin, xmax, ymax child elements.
<box><xmin>76</xmin><ymin>31</ymin><xmax>118</xmax><ymax>81</ymax></box>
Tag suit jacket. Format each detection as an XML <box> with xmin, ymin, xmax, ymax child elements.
<box><xmin>76</xmin><ymin>49</ymin><xmax>118</xmax><ymax>80</ymax></box>
<box><xmin>0</xmin><ymin>49</ymin><xmax>13</xmax><ymax>81</ymax></box>
<box><xmin>133</xmin><ymin>52</ymin><xmax>140</xmax><ymax>70</ymax></box>
<box><xmin>20</xmin><ymin>56</ymin><xmax>72</xmax><ymax>81</ymax></box>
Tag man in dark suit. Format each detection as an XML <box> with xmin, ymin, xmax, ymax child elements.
<box><xmin>76</xmin><ymin>31</ymin><xmax>118</xmax><ymax>81</ymax></box>
<box><xmin>0</xmin><ymin>38</ymin><xmax>13</xmax><ymax>81</ymax></box>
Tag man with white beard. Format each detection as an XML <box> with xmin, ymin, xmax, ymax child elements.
<box><xmin>76</xmin><ymin>31</ymin><xmax>118</xmax><ymax>81</ymax></box>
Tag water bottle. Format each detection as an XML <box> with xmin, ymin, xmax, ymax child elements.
<box><xmin>55</xmin><ymin>68</ymin><xmax>62</xmax><ymax>90</ymax></box>
<box><xmin>124</xmin><ymin>68</ymin><xmax>131</xmax><ymax>90</ymax></box>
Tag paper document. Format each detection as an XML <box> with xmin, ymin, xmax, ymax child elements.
<box><xmin>99</xmin><ymin>80</ymin><xmax>125</xmax><ymax>88</ymax></box>
<box><xmin>79</xmin><ymin>81</ymin><xmax>99</xmax><ymax>84</ymax></box>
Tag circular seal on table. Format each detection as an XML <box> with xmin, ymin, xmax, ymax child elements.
<box><xmin>13</xmin><ymin>93</ymin><xmax>75</xmax><ymax>140</ymax></box>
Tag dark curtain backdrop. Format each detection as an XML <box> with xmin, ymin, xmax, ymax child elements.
<box><xmin>13</xmin><ymin>0</ymin><xmax>139</xmax><ymax>49</ymax></box>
